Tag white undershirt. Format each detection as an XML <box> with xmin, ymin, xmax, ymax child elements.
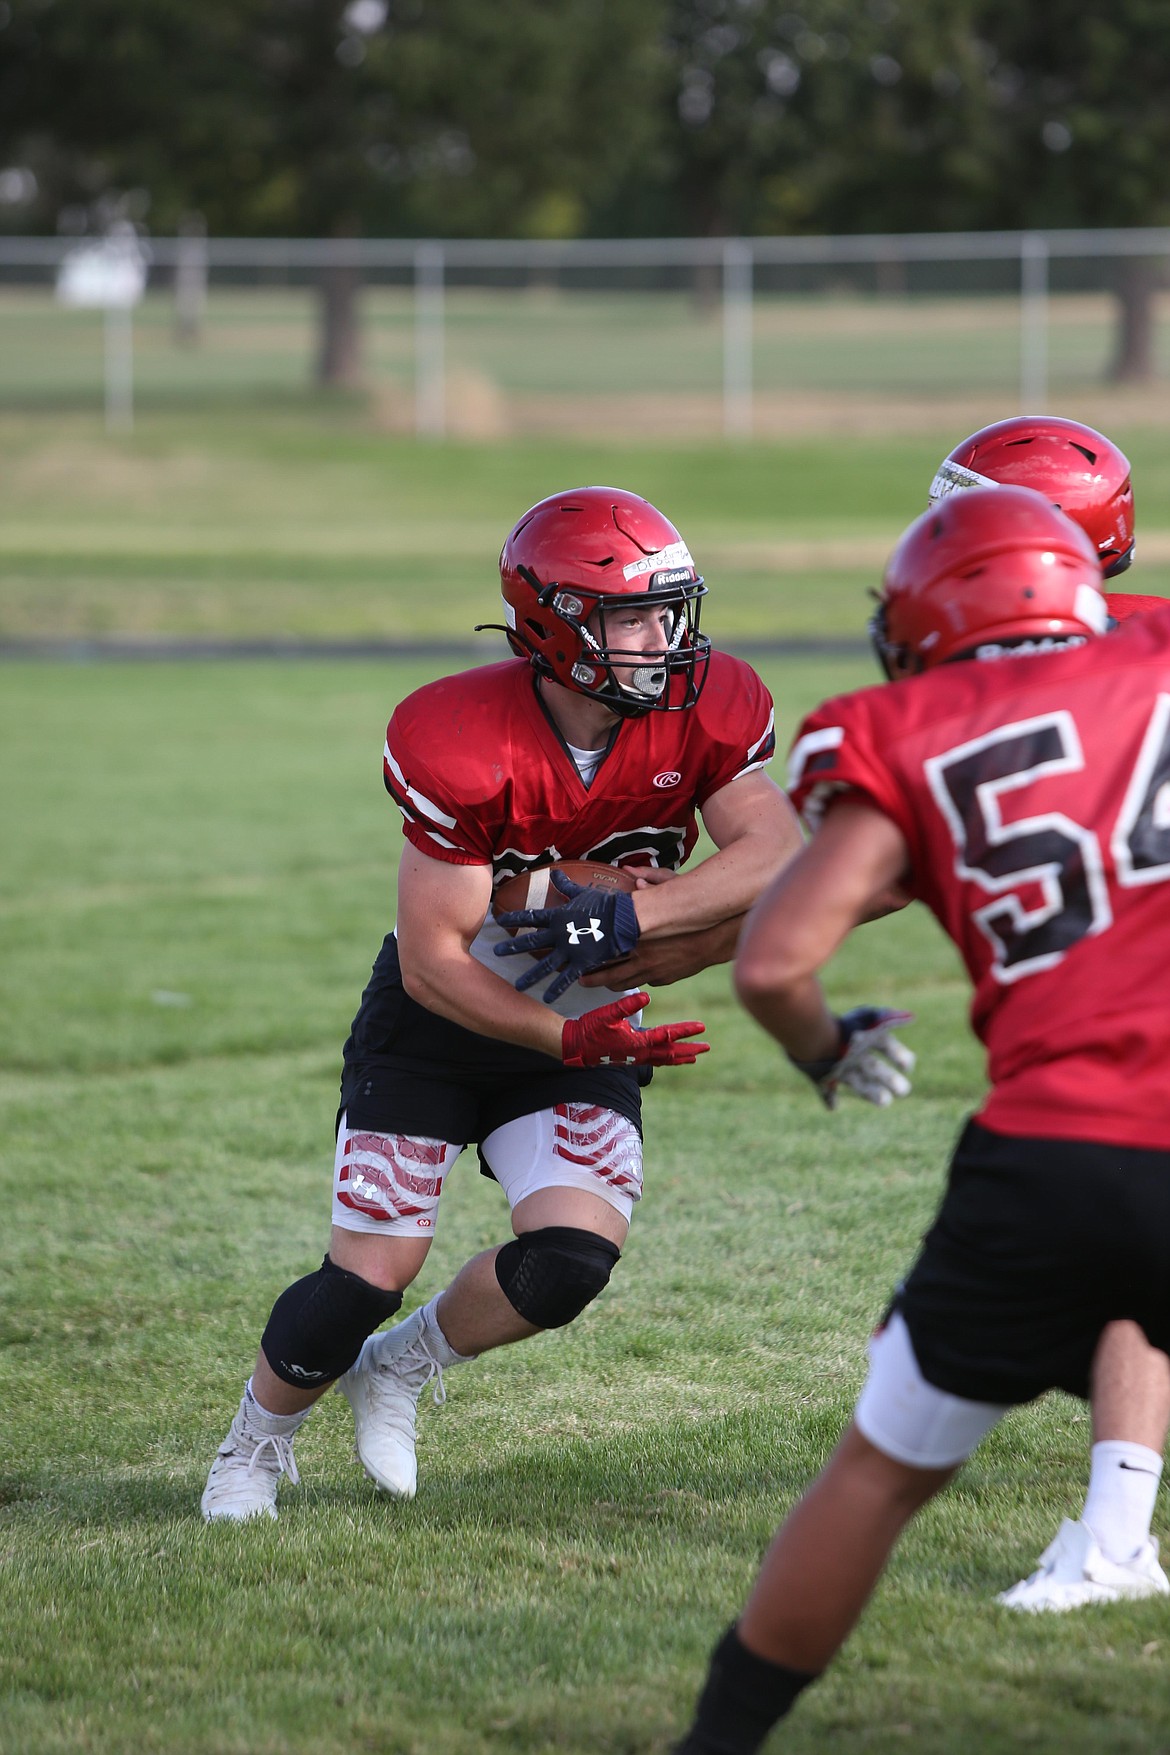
<box><xmin>565</xmin><ymin>740</ymin><xmax>606</xmax><ymax>787</ymax></box>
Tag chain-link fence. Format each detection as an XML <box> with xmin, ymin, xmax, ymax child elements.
<box><xmin>2</xmin><ymin>228</ymin><xmax>1169</xmax><ymax>439</ymax></box>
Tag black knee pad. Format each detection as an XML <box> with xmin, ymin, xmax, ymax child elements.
<box><xmin>495</xmin><ymin>1226</ymin><xmax>621</xmax><ymax>1329</ymax></box>
<box><xmin>261</xmin><ymin>1254</ymin><xmax>403</xmax><ymax>1388</ymax></box>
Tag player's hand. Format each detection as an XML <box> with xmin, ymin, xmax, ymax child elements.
<box><xmin>561</xmin><ymin>992</ymin><xmax>709</xmax><ymax>1067</ymax></box>
<box><xmin>788</xmin><ymin>1007</ymin><xmax>915</xmax><ymax>1109</ymax></box>
<box><xmin>579</xmin><ymin>866</ymin><xmax>688</xmax><ymax>986</ymax></box>
<box><xmin>578</xmin><ymin>939</ymin><xmax>697</xmax><ymax>989</ymax></box>
<box><xmin>579</xmin><ymin>922</ymin><xmax>739</xmax><ymax>990</ymax></box>
<box><xmin>495</xmin><ymin>871</ymin><xmax>641</xmax><ymax>1003</ymax></box>
<box><xmin>629</xmin><ymin>866</ymin><xmax>677</xmax><ymax>888</ymax></box>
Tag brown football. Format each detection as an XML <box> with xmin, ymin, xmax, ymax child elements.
<box><xmin>491</xmin><ymin>859</ymin><xmax>639</xmax><ymax>925</ymax></box>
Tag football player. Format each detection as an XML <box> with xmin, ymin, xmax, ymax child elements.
<box><xmin>201</xmin><ymin>486</ymin><xmax>805</xmax><ymax>1521</ymax></box>
<box><xmin>928</xmin><ymin>416</ymin><xmax>1169</xmax><ymax>1611</ymax></box>
<box><xmin>675</xmin><ymin>486</ymin><xmax>1170</xmax><ymax>1752</ymax></box>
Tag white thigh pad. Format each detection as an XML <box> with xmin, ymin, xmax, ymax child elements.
<box><xmin>854</xmin><ymin>1311</ymin><xmax>1009</xmax><ymax>1468</ymax></box>
<box><xmin>331</xmin><ymin>1110</ymin><xmax>463</xmax><ymax>1236</ymax></box>
<box><xmin>482</xmin><ymin>1103</ymin><xmax>642</xmax><ymax>1223</ymax></box>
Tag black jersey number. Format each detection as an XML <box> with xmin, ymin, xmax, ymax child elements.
<box><xmin>925</xmin><ymin>711</ymin><xmax>1112</xmax><ymax>982</ymax></box>
<box><xmin>926</xmin><ymin>699</ymin><xmax>1170</xmax><ymax>981</ymax></box>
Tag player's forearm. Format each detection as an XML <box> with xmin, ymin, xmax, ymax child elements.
<box><xmin>399</xmin><ymin>947</ymin><xmax>564</xmax><ymax>1058</ymax></box>
<box><xmin>655</xmin><ymin>913</ymin><xmax>745</xmax><ymax>971</ymax></box>
<box><xmin>633</xmin><ymin>833</ymin><xmax>795</xmax><ymax>940</ymax></box>
<box><xmin>734</xmin><ymin>966</ymin><xmax>840</xmax><ymax>1062</ymax></box>
<box><xmin>733</xmin><ymin>867</ymin><xmax>856</xmax><ymax>1058</ymax></box>
<box><xmin>578</xmin><ymin>913</ymin><xmax>746</xmax><ymax>990</ymax></box>
<box><xmin>671</xmin><ymin>912</ymin><xmax>745</xmax><ymax>967</ymax></box>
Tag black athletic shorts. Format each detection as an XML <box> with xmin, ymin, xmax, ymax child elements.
<box><xmin>895</xmin><ymin>1118</ymin><xmax>1170</xmax><ymax>1407</ymax></box>
<box><xmin>337</xmin><ymin>933</ymin><xmax>646</xmax><ymax>1161</ymax></box>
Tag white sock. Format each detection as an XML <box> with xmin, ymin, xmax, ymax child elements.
<box><xmin>1082</xmin><ymin>1440</ymin><xmax>1163</xmax><ymax>1562</ymax></box>
<box><xmin>370</xmin><ymin>1295</ymin><xmax>473</xmax><ymax>1366</ymax></box>
<box><xmin>417</xmin><ymin>1293</ymin><xmax>475</xmax><ymax>1364</ymax></box>
<box><xmin>244</xmin><ymin>1378</ymin><xmax>311</xmax><ymax>1435</ymax></box>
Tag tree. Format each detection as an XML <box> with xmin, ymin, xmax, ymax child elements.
<box><xmin>968</xmin><ymin>2</ymin><xmax>1170</xmax><ymax>382</ymax></box>
<box><xmin>626</xmin><ymin>0</ymin><xmax>1170</xmax><ymax>379</ymax></box>
<box><xmin>598</xmin><ymin>0</ymin><xmax>997</xmax><ymax>239</ymax></box>
<box><xmin>0</xmin><ymin>0</ymin><xmax>667</xmax><ymax>383</ymax></box>
<box><xmin>4</xmin><ymin>0</ymin><xmax>1167</xmax><ymax>386</ymax></box>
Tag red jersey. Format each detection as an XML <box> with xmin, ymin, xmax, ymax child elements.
<box><xmin>384</xmin><ymin>653</ymin><xmax>774</xmax><ymax>877</ymax></box>
<box><xmin>383</xmin><ymin>652</ymin><xmax>775</xmax><ymax>1018</ymax></box>
<box><xmin>1107</xmin><ymin>590</ymin><xmax>1169</xmax><ymax>624</ymax></box>
<box><xmin>788</xmin><ymin>606</ymin><xmax>1170</xmax><ymax>1149</ymax></box>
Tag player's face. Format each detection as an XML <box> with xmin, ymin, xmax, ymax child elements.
<box><xmin>589</xmin><ymin>599</ymin><xmax>677</xmax><ymax>654</ymax></box>
<box><xmin>588</xmin><ymin>598</ymin><xmax>680</xmax><ymax>701</ymax></box>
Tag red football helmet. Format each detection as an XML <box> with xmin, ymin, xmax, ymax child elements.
<box><xmin>495</xmin><ymin>487</ymin><xmax>709</xmax><ymax>715</ymax></box>
<box><xmin>929</xmin><ymin>416</ymin><xmax>1134</xmax><ymax>577</ymax></box>
<box><xmin>872</xmin><ymin>485</ymin><xmax>1108</xmax><ymax>677</ymax></box>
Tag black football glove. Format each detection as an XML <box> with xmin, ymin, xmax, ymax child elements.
<box><xmin>494</xmin><ymin>870</ymin><xmax>641</xmax><ymax>1004</ymax></box>
<box><xmin>788</xmin><ymin>1006</ymin><xmax>915</xmax><ymax>1110</ymax></box>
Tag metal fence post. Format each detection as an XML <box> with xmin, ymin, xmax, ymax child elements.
<box><xmin>104</xmin><ymin>303</ymin><xmax>134</xmax><ymax>433</ymax></box>
<box><xmin>414</xmin><ymin>242</ymin><xmax>445</xmax><ymax>439</ymax></box>
<box><xmin>722</xmin><ymin>239</ymin><xmax>753</xmax><ymax>440</ymax></box>
<box><xmin>174</xmin><ymin>215</ymin><xmax>208</xmax><ymax>345</ymax></box>
<box><xmin>1020</xmin><ymin>232</ymin><xmax>1049</xmax><ymax>411</ymax></box>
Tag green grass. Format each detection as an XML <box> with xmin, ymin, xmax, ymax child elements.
<box><xmin>5</xmin><ymin>287</ymin><xmax>1170</xmax><ymax>408</ymax></box>
<box><xmin>3</xmin><ymin>654</ymin><xmax>1170</xmax><ymax>1755</ymax></box>
<box><xmin>4</xmin><ymin>405</ymin><xmax>1170</xmax><ymax>1751</ymax></box>
<box><xmin>3</xmin><ymin>407</ymin><xmax>1170</xmax><ymax>643</ymax></box>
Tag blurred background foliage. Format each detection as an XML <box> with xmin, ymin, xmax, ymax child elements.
<box><xmin>3</xmin><ymin>0</ymin><xmax>1168</xmax><ymax>245</ymax></box>
<box><xmin>5</xmin><ymin>0</ymin><xmax>1170</xmax><ymax>391</ymax></box>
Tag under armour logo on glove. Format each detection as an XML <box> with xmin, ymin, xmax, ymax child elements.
<box><xmin>495</xmin><ymin>870</ymin><xmax>641</xmax><ymax>1004</ymax></box>
<box><xmin>788</xmin><ymin>1007</ymin><xmax>915</xmax><ymax>1110</ymax></box>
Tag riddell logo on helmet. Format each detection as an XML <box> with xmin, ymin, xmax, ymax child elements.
<box><xmin>974</xmin><ymin>635</ymin><xmax>1088</xmax><ymax>661</ymax></box>
<box><xmin>653</xmin><ymin>770</ymin><xmax>682</xmax><ymax>788</ymax></box>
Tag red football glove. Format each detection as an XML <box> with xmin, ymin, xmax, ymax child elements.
<box><xmin>561</xmin><ymin>991</ymin><xmax>709</xmax><ymax>1067</ymax></box>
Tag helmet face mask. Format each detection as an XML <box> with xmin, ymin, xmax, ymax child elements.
<box><xmin>566</xmin><ymin>586</ymin><xmax>697</xmax><ymax>709</ymax></box>
<box><xmin>875</xmin><ymin>485</ymin><xmax>1109</xmax><ymax>679</ymax></box>
<box><xmin>499</xmin><ymin>489</ymin><xmax>710</xmax><ymax>715</ymax></box>
<box><xmin>929</xmin><ymin>416</ymin><xmax>1135</xmax><ymax>578</ymax></box>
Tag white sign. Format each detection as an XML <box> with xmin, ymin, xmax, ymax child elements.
<box><xmin>56</xmin><ymin>228</ymin><xmax>148</xmax><ymax>310</ymax></box>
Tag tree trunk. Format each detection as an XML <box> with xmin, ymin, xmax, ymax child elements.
<box><xmin>315</xmin><ymin>256</ymin><xmax>363</xmax><ymax>389</ymax></box>
<box><xmin>1109</xmin><ymin>258</ymin><xmax>1159</xmax><ymax>384</ymax></box>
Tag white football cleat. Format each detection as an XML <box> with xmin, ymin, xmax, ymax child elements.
<box><xmin>997</xmin><ymin>1518</ymin><xmax>1170</xmax><ymax>1612</ymax></box>
<box><xmin>201</xmin><ymin>1393</ymin><xmax>301</xmax><ymax>1522</ymax></box>
<box><xmin>337</xmin><ymin>1311</ymin><xmax>450</xmax><ymax>1499</ymax></box>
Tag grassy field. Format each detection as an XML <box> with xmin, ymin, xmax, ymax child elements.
<box><xmin>3</xmin><ymin>405</ymin><xmax>1170</xmax><ymax>644</ymax></box>
<box><xmin>5</xmin><ymin>285</ymin><xmax>1170</xmax><ymax>448</ymax></box>
<box><xmin>5</xmin><ymin>286</ymin><xmax>1170</xmax><ymax>406</ymax></box>
<box><xmin>3</xmin><ymin>413</ymin><xmax>1170</xmax><ymax>1753</ymax></box>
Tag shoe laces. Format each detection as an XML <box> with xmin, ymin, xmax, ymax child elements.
<box><xmin>244</xmin><ymin>1430</ymin><xmax>301</xmax><ymax>1487</ymax></box>
<box><xmin>380</xmin><ymin>1331</ymin><xmax>448</xmax><ymax>1408</ymax></box>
